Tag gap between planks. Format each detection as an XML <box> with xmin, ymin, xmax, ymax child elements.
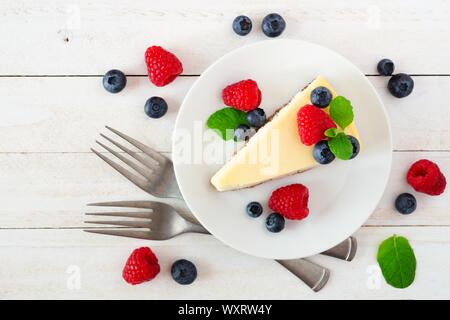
<box><xmin>1</xmin><ymin>150</ymin><xmax>450</xmax><ymax>154</ymax></box>
<box><xmin>1</xmin><ymin>74</ymin><xmax>450</xmax><ymax>78</ymax></box>
<box><xmin>1</xmin><ymin>225</ymin><xmax>450</xmax><ymax>231</ymax></box>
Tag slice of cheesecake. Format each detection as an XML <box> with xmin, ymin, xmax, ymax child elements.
<box><xmin>211</xmin><ymin>76</ymin><xmax>360</xmax><ymax>191</ymax></box>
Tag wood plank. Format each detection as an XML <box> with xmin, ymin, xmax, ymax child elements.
<box><xmin>1</xmin><ymin>76</ymin><xmax>449</xmax><ymax>152</ymax></box>
<box><xmin>0</xmin><ymin>77</ymin><xmax>193</xmax><ymax>153</ymax></box>
<box><xmin>0</xmin><ymin>152</ymin><xmax>448</xmax><ymax>228</ymax></box>
<box><xmin>372</xmin><ymin>76</ymin><xmax>450</xmax><ymax>151</ymax></box>
<box><xmin>368</xmin><ymin>151</ymin><xmax>450</xmax><ymax>226</ymax></box>
<box><xmin>0</xmin><ymin>226</ymin><xmax>448</xmax><ymax>299</ymax></box>
<box><xmin>0</xmin><ymin>0</ymin><xmax>450</xmax><ymax>75</ymax></box>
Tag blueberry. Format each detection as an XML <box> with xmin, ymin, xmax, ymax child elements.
<box><xmin>234</xmin><ymin>124</ymin><xmax>254</xmax><ymax>141</ymax></box>
<box><xmin>313</xmin><ymin>140</ymin><xmax>335</xmax><ymax>164</ymax></box>
<box><xmin>103</xmin><ymin>69</ymin><xmax>126</xmax><ymax>93</ymax></box>
<box><xmin>246</xmin><ymin>108</ymin><xmax>266</xmax><ymax>128</ymax></box>
<box><xmin>145</xmin><ymin>96</ymin><xmax>168</xmax><ymax>119</ymax></box>
<box><xmin>395</xmin><ymin>193</ymin><xmax>417</xmax><ymax>215</ymax></box>
<box><xmin>347</xmin><ymin>135</ymin><xmax>360</xmax><ymax>159</ymax></box>
<box><xmin>262</xmin><ymin>13</ymin><xmax>286</xmax><ymax>38</ymax></box>
<box><xmin>246</xmin><ymin>202</ymin><xmax>263</xmax><ymax>218</ymax></box>
<box><xmin>311</xmin><ymin>86</ymin><xmax>332</xmax><ymax>108</ymax></box>
<box><xmin>388</xmin><ymin>73</ymin><xmax>414</xmax><ymax>98</ymax></box>
<box><xmin>377</xmin><ymin>58</ymin><xmax>395</xmax><ymax>76</ymax></box>
<box><xmin>232</xmin><ymin>15</ymin><xmax>252</xmax><ymax>36</ymax></box>
<box><xmin>171</xmin><ymin>259</ymin><xmax>197</xmax><ymax>285</ymax></box>
<box><xmin>266</xmin><ymin>213</ymin><xmax>285</xmax><ymax>233</ymax></box>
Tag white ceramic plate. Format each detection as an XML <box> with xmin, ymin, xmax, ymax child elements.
<box><xmin>173</xmin><ymin>39</ymin><xmax>392</xmax><ymax>259</ymax></box>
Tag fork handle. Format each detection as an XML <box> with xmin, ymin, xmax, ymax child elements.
<box><xmin>277</xmin><ymin>258</ymin><xmax>329</xmax><ymax>292</ymax></box>
<box><xmin>185</xmin><ymin>221</ymin><xmax>330</xmax><ymax>292</ymax></box>
<box><xmin>186</xmin><ymin>219</ymin><xmax>356</xmax><ymax>262</ymax></box>
<box><xmin>321</xmin><ymin>236</ymin><xmax>357</xmax><ymax>261</ymax></box>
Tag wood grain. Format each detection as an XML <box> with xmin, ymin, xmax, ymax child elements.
<box><xmin>0</xmin><ymin>0</ymin><xmax>449</xmax><ymax>75</ymax></box>
<box><xmin>0</xmin><ymin>0</ymin><xmax>449</xmax><ymax>299</ymax></box>
<box><xmin>0</xmin><ymin>227</ymin><xmax>449</xmax><ymax>299</ymax></box>
<box><xmin>1</xmin><ymin>76</ymin><xmax>449</xmax><ymax>152</ymax></box>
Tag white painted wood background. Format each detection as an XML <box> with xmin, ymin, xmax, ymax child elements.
<box><xmin>0</xmin><ymin>0</ymin><xmax>449</xmax><ymax>299</ymax></box>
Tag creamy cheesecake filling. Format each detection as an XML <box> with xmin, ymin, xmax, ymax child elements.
<box><xmin>211</xmin><ymin>76</ymin><xmax>360</xmax><ymax>192</ymax></box>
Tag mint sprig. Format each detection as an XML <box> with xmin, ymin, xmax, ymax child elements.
<box><xmin>329</xmin><ymin>96</ymin><xmax>354</xmax><ymax>129</ymax></box>
<box><xmin>327</xmin><ymin>132</ymin><xmax>353</xmax><ymax>160</ymax></box>
<box><xmin>377</xmin><ymin>235</ymin><xmax>416</xmax><ymax>289</ymax></box>
<box><xmin>324</xmin><ymin>128</ymin><xmax>338</xmax><ymax>138</ymax></box>
<box><xmin>323</xmin><ymin>96</ymin><xmax>355</xmax><ymax>160</ymax></box>
<box><xmin>206</xmin><ymin>107</ymin><xmax>249</xmax><ymax>140</ymax></box>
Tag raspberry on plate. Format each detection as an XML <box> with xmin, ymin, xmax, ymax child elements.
<box><xmin>407</xmin><ymin>159</ymin><xmax>446</xmax><ymax>196</ymax></box>
<box><xmin>297</xmin><ymin>105</ymin><xmax>337</xmax><ymax>146</ymax></box>
<box><xmin>145</xmin><ymin>46</ymin><xmax>183</xmax><ymax>87</ymax></box>
<box><xmin>222</xmin><ymin>79</ymin><xmax>262</xmax><ymax>111</ymax></box>
<box><xmin>268</xmin><ymin>183</ymin><xmax>309</xmax><ymax>220</ymax></box>
<box><xmin>122</xmin><ymin>247</ymin><xmax>160</xmax><ymax>285</ymax></box>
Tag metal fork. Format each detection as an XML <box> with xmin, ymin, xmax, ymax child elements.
<box><xmin>84</xmin><ymin>200</ymin><xmax>357</xmax><ymax>261</ymax></box>
<box><xmin>84</xmin><ymin>200</ymin><xmax>356</xmax><ymax>291</ymax></box>
<box><xmin>85</xmin><ymin>201</ymin><xmax>207</xmax><ymax>240</ymax></box>
<box><xmin>91</xmin><ymin>126</ymin><xmax>181</xmax><ymax>199</ymax></box>
<box><xmin>84</xmin><ymin>200</ymin><xmax>331</xmax><ymax>291</ymax></box>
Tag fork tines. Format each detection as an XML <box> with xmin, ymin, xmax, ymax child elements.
<box><xmin>84</xmin><ymin>200</ymin><xmax>158</xmax><ymax>240</ymax></box>
<box><xmin>91</xmin><ymin>126</ymin><xmax>180</xmax><ymax>198</ymax></box>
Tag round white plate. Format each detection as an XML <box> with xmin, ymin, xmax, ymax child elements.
<box><xmin>173</xmin><ymin>39</ymin><xmax>392</xmax><ymax>259</ymax></box>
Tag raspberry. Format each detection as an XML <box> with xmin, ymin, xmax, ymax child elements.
<box><xmin>407</xmin><ymin>159</ymin><xmax>446</xmax><ymax>196</ymax></box>
<box><xmin>268</xmin><ymin>184</ymin><xmax>309</xmax><ymax>220</ymax></box>
<box><xmin>297</xmin><ymin>105</ymin><xmax>337</xmax><ymax>146</ymax></box>
<box><xmin>122</xmin><ymin>247</ymin><xmax>160</xmax><ymax>285</ymax></box>
<box><xmin>145</xmin><ymin>46</ymin><xmax>183</xmax><ymax>87</ymax></box>
<box><xmin>222</xmin><ymin>79</ymin><xmax>261</xmax><ymax>111</ymax></box>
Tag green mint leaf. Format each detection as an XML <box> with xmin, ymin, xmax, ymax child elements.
<box><xmin>377</xmin><ymin>235</ymin><xmax>416</xmax><ymax>289</ymax></box>
<box><xmin>329</xmin><ymin>96</ymin><xmax>354</xmax><ymax>129</ymax></box>
<box><xmin>206</xmin><ymin>107</ymin><xmax>249</xmax><ymax>140</ymax></box>
<box><xmin>328</xmin><ymin>133</ymin><xmax>353</xmax><ymax>160</ymax></box>
<box><xmin>324</xmin><ymin>128</ymin><xmax>338</xmax><ymax>138</ymax></box>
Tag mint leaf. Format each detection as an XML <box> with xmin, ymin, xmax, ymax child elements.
<box><xmin>377</xmin><ymin>235</ymin><xmax>416</xmax><ymax>289</ymax></box>
<box><xmin>206</xmin><ymin>107</ymin><xmax>249</xmax><ymax>140</ymax></box>
<box><xmin>324</xmin><ymin>128</ymin><xmax>338</xmax><ymax>138</ymax></box>
<box><xmin>328</xmin><ymin>133</ymin><xmax>353</xmax><ymax>160</ymax></box>
<box><xmin>329</xmin><ymin>96</ymin><xmax>354</xmax><ymax>129</ymax></box>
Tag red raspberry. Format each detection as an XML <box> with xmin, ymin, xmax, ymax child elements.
<box><xmin>268</xmin><ymin>184</ymin><xmax>309</xmax><ymax>220</ymax></box>
<box><xmin>407</xmin><ymin>159</ymin><xmax>446</xmax><ymax>196</ymax></box>
<box><xmin>122</xmin><ymin>247</ymin><xmax>160</xmax><ymax>285</ymax></box>
<box><xmin>222</xmin><ymin>79</ymin><xmax>262</xmax><ymax>111</ymax></box>
<box><xmin>145</xmin><ymin>46</ymin><xmax>183</xmax><ymax>87</ymax></box>
<box><xmin>297</xmin><ymin>105</ymin><xmax>337</xmax><ymax>146</ymax></box>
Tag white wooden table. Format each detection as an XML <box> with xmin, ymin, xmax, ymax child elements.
<box><xmin>0</xmin><ymin>0</ymin><xmax>449</xmax><ymax>299</ymax></box>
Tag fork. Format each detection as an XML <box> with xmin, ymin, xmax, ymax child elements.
<box><xmin>84</xmin><ymin>200</ymin><xmax>331</xmax><ymax>291</ymax></box>
<box><xmin>91</xmin><ymin>126</ymin><xmax>182</xmax><ymax>199</ymax></box>
<box><xmin>84</xmin><ymin>200</ymin><xmax>357</xmax><ymax>261</ymax></box>
<box><xmin>84</xmin><ymin>200</ymin><xmax>356</xmax><ymax>291</ymax></box>
<box><xmin>85</xmin><ymin>201</ymin><xmax>208</xmax><ymax>240</ymax></box>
